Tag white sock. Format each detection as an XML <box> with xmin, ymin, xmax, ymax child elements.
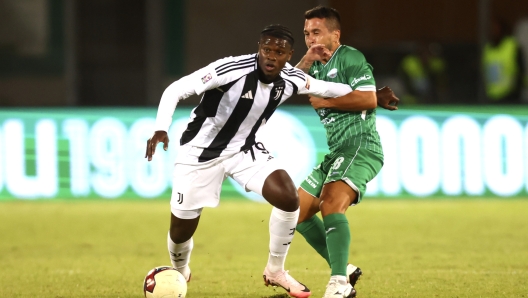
<box><xmin>267</xmin><ymin>207</ymin><xmax>300</xmax><ymax>273</ymax></box>
<box><xmin>167</xmin><ymin>232</ymin><xmax>193</xmax><ymax>279</ymax></box>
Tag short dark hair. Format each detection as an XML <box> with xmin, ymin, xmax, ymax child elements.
<box><xmin>304</xmin><ymin>6</ymin><xmax>341</xmax><ymax>31</ymax></box>
<box><xmin>260</xmin><ymin>24</ymin><xmax>294</xmax><ymax>47</ymax></box>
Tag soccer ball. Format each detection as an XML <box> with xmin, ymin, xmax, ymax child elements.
<box><xmin>143</xmin><ymin>266</ymin><xmax>187</xmax><ymax>298</ymax></box>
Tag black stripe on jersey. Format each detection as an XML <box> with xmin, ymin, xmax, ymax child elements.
<box><xmin>283</xmin><ymin>67</ymin><xmax>305</xmax><ymax>76</ymax></box>
<box><xmin>283</xmin><ymin>68</ymin><xmax>306</xmax><ymax>79</ymax></box>
<box><xmin>241</xmin><ymin>78</ymin><xmax>285</xmax><ymax>151</ymax></box>
<box><xmin>216</xmin><ymin>62</ymin><xmax>255</xmax><ymax>76</ymax></box>
<box><xmin>180</xmin><ymin>80</ymin><xmax>238</xmax><ymax>145</ymax></box>
<box><xmin>215</xmin><ymin>56</ymin><xmax>255</xmax><ymax>73</ymax></box>
<box><xmin>198</xmin><ymin>70</ymin><xmax>260</xmax><ymax>162</ymax></box>
<box><xmin>281</xmin><ymin>69</ymin><xmax>306</xmax><ymax>81</ymax></box>
<box><xmin>282</xmin><ymin>78</ymin><xmax>299</xmax><ymax>95</ymax></box>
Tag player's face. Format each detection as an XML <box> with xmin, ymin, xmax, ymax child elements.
<box><xmin>304</xmin><ymin>18</ymin><xmax>340</xmax><ymax>52</ymax></box>
<box><xmin>258</xmin><ymin>36</ymin><xmax>293</xmax><ymax>81</ymax></box>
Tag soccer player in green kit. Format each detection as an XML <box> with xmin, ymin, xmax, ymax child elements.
<box><xmin>295</xmin><ymin>6</ymin><xmax>398</xmax><ymax>298</ymax></box>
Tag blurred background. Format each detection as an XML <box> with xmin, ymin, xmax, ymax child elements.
<box><xmin>2</xmin><ymin>3</ymin><xmax>528</xmax><ymax>296</ymax></box>
<box><xmin>1</xmin><ymin>0</ymin><xmax>528</xmax><ymax>107</ymax></box>
<box><xmin>1</xmin><ymin>0</ymin><xmax>528</xmax><ymax>200</ymax></box>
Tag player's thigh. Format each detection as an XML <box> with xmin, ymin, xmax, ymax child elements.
<box><xmin>325</xmin><ymin>147</ymin><xmax>383</xmax><ymax>204</ymax></box>
<box><xmin>171</xmin><ymin>161</ymin><xmax>225</xmax><ymax>211</ymax></box>
<box><xmin>229</xmin><ymin>143</ymin><xmax>288</xmax><ymax>197</ymax></box>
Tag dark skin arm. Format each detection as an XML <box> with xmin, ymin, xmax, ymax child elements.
<box><xmin>309</xmin><ymin>86</ymin><xmax>399</xmax><ymax>111</ymax></box>
<box><xmin>145</xmin><ymin>131</ymin><xmax>169</xmax><ymax>161</ymax></box>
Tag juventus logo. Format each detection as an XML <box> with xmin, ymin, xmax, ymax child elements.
<box><xmin>177</xmin><ymin>192</ymin><xmax>183</xmax><ymax>204</ymax></box>
<box><xmin>273</xmin><ymin>86</ymin><xmax>284</xmax><ymax>100</ymax></box>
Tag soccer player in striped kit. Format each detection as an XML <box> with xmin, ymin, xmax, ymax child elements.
<box><xmin>146</xmin><ymin>24</ymin><xmax>356</xmax><ymax>298</ymax></box>
<box><xmin>295</xmin><ymin>6</ymin><xmax>398</xmax><ymax>298</ymax></box>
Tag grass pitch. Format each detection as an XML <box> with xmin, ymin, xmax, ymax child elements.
<box><xmin>0</xmin><ymin>198</ymin><xmax>527</xmax><ymax>297</ymax></box>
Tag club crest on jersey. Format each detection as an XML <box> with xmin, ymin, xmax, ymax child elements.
<box><xmin>273</xmin><ymin>86</ymin><xmax>284</xmax><ymax>100</ymax></box>
<box><xmin>201</xmin><ymin>73</ymin><xmax>212</xmax><ymax>84</ymax></box>
<box><xmin>327</xmin><ymin>68</ymin><xmax>338</xmax><ymax>78</ymax></box>
<box><xmin>317</xmin><ymin>108</ymin><xmax>329</xmax><ymax>117</ymax></box>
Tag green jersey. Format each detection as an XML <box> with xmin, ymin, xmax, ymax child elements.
<box><xmin>309</xmin><ymin>45</ymin><xmax>383</xmax><ymax>154</ymax></box>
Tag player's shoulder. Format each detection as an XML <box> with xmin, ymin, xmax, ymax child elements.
<box><xmin>211</xmin><ymin>53</ymin><xmax>257</xmax><ymax>76</ymax></box>
<box><xmin>280</xmin><ymin>63</ymin><xmax>307</xmax><ymax>83</ymax></box>
<box><xmin>337</xmin><ymin>45</ymin><xmax>368</xmax><ymax>62</ymax></box>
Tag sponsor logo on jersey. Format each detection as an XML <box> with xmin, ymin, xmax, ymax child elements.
<box><xmin>351</xmin><ymin>74</ymin><xmax>372</xmax><ymax>87</ymax></box>
<box><xmin>241</xmin><ymin>90</ymin><xmax>253</xmax><ymax>99</ymax></box>
<box><xmin>201</xmin><ymin>73</ymin><xmax>212</xmax><ymax>84</ymax></box>
<box><xmin>327</xmin><ymin>68</ymin><xmax>338</xmax><ymax>78</ymax></box>
<box><xmin>306</xmin><ymin>178</ymin><xmax>317</xmax><ymax>188</ymax></box>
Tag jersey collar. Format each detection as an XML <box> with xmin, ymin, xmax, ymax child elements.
<box><xmin>321</xmin><ymin>45</ymin><xmax>343</xmax><ymax>67</ymax></box>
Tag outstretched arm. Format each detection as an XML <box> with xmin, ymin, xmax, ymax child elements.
<box><xmin>146</xmin><ymin>75</ymin><xmax>197</xmax><ymax>161</ymax></box>
<box><xmin>147</xmin><ymin>74</ymin><xmax>205</xmax><ymax>162</ymax></box>
<box><xmin>301</xmin><ymin>76</ymin><xmax>353</xmax><ymax>98</ymax></box>
<box><xmin>309</xmin><ymin>90</ymin><xmax>377</xmax><ymax>111</ymax></box>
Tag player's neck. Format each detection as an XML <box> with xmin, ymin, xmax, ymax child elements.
<box><xmin>321</xmin><ymin>43</ymin><xmax>341</xmax><ymax>65</ymax></box>
<box><xmin>256</xmin><ymin>65</ymin><xmax>275</xmax><ymax>84</ymax></box>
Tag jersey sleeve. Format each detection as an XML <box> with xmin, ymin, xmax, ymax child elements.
<box><xmin>343</xmin><ymin>50</ymin><xmax>376</xmax><ymax>91</ymax></box>
<box><xmin>154</xmin><ymin>54</ymin><xmax>256</xmax><ymax>131</ymax></box>
<box><xmin>299</xmin><ymin>75</ymin><xmax>353</xmax><ymax>98</ymax></box>
<box><xmin>281</xmin><ymin>64</ymin><xmax>352</xmax><ymax>98</ymax></box>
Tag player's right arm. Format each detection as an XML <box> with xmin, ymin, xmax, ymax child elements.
<box><xmin>146</xmin><ymin>54</ymin><xmax>256</xmax><ymax>161</ymax></box>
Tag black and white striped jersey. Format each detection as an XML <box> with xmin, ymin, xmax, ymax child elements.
<box><xmin>154</xmin><ymin>53</ymin><xmax>352</xmax><ymax>163</ymax></box>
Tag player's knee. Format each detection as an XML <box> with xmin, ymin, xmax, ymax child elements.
<box><xmin>262</xmin><ymin>170</ymin><xmax>299</xmax><ymax>211</ymax></box>
<box><xmin>319</xmin><ymin>197</ymin><xmax>348</xmax><ymax>216</ymax></box>
<box><xmin>282</xmin><ymin>190</ymin><xmax>300</xmax><ymax>212</ymax></box>
<box><xmin>265</xmin><ymin>187</ymin><xmax>299</xmax><ymax>212</ymax></box>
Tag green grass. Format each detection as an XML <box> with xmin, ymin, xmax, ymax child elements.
<box><xmin>0</xmin><ymin>199</ymin><xmax>527</xmax><ymax>297</ymax></box>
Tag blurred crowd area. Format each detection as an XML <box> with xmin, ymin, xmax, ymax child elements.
<box><xmin>0</xmin><ymin>0</ymin><xmax>527</xmax><ymax>107</ymax></box>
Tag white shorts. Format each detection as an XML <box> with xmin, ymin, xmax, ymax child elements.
<box><xmin>170</xmin><ymin>142</ymin><xmax>283</xmax><ymax>217</ymax></box>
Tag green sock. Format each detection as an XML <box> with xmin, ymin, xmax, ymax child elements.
<box><xmin>323</xmin><ymin>213</ymin><xmax>350</xmax><ymax>276</ymax></box>
<box><xmin>297</xmin><ymin>215</ymin><xmax>330</xmax><ymax>266</ymax></box>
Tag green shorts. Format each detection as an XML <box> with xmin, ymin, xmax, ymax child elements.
<box><xmin>300</xmin><ymin>145</ymin><xmax>383</xmax><ymax>204</ymax></box>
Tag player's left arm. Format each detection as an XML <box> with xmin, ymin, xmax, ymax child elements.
<box><xmin>310</xmin><ymin>52</ymin><xmax>399</xmax><ymax>111</ymax></box>
<box><xmin>310</xmin><ymin>59</ymin><xmax>377</xmax><ymax>111</ymax></box>
<box><xmin>302</xmin><ymin>75</ymin><xmax>353</xmax><ymax>98</ymax></box>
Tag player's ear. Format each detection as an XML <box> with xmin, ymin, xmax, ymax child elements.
<box><xmin>287</xmin><ymin>49</ymin><xmax>294</xmax><ymax>61</ymax></box>
<box><xmin>334</xmin><ymin>30</ymin><xmax>341</xmax><ymax>42</ymax></box>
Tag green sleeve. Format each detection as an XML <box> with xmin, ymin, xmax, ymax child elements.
<box><xmin>342</xmin><ymin>50</ymin><xmax>376</xmax><ymax>90</ymax></box>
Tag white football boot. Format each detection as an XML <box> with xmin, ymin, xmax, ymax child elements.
<box><xmin>322</xmin><ymin>277</ymin><xmax>356</xmax><ymax>298</ymax></box>
<box><xmin>263</xmin><ymin>267</ymin><xmax>311</xmax><ymax>298</ymax></box>
<box><xmin>346</xmin><ymin>264</ymin><xmax>362</xmax><ymax>287</ymax></box>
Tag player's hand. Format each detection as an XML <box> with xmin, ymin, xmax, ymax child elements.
<box><xmin>376</xmin><ymin>86</ymin><xmax>399</xmax><ymax>111</ymax></box>
<box><xmin>145</xmin><ymin>131</ymin><xmax>169</xmax><ymax>161</ymax></box>
<box><xmin>309</xmin><ymin>96</ymin><xmax>328</xmax><ymax>109</ymax></box>
<box><xmin>305</xmin><ymin>44</ymin><xmax>332</xmax><ymax>63</ymax></box>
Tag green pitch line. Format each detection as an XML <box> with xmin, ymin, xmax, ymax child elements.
<box><xmin>0</xmin><ymin>199</ymin><xmax>527</xmax><ymax>297</ymax></box>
